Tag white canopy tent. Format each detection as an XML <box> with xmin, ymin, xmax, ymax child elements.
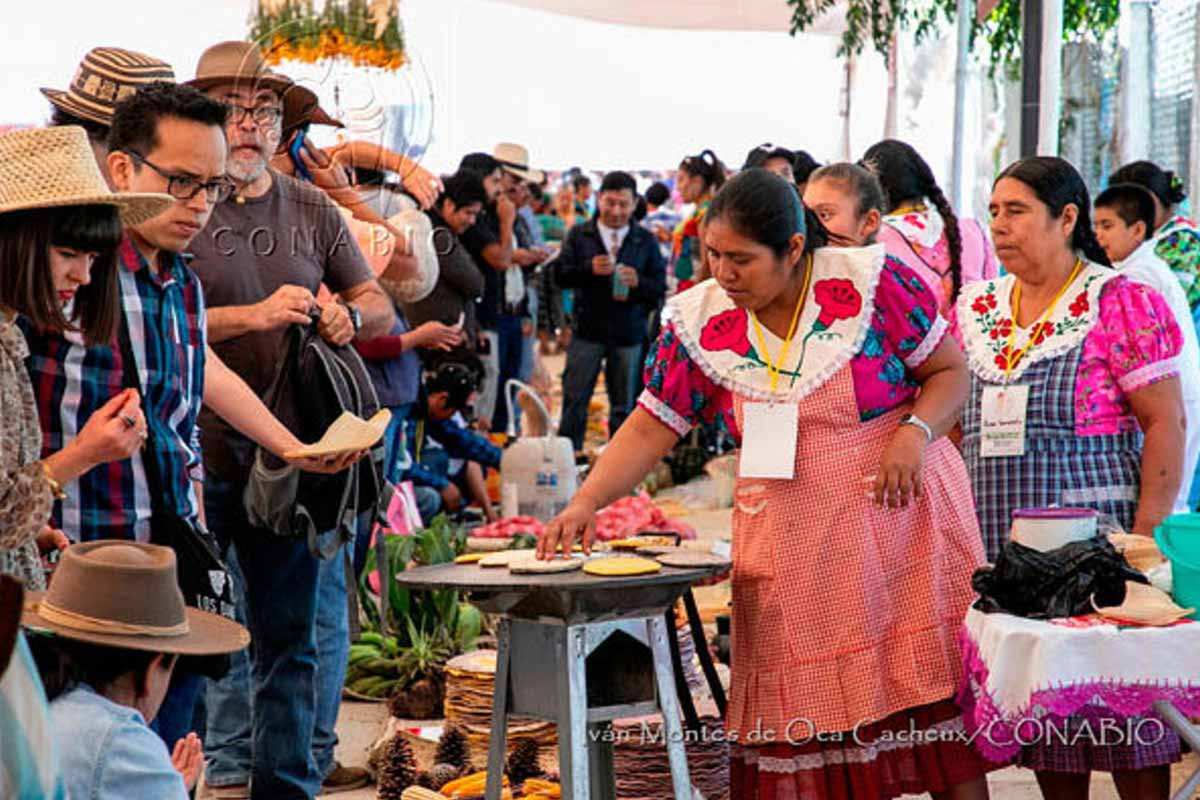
<box><xmin>491</xmin><ymin>0</ymin><xmax>847</xmax><ymax>34</ymax></box>
<box><xmin>0</xmin><ymin>0</ymin><xmax>997</xmax><ymax>210</ymax></box>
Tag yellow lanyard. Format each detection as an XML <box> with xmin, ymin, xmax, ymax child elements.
<box><xmin>749</xmin><ymin>255</ymin><xmax>813</xmax><ymax>393</ymax></box>
<box><xmin>1004</xmin><ymin>258</ymin><xmax>1083</xmax><ymax>382</ymax></box>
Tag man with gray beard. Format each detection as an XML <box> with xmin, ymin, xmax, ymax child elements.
<box><xmin>183</xmin><ymin>42</ymin><xmax>393</xmax><ymax>800</ymax></box>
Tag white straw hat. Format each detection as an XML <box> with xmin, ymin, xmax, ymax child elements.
<box><xmin>0</xmin><ymin>126</ymin><xmax>172</xmax><ymax>225</ymax></box>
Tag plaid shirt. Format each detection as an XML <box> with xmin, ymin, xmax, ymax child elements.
<box><xmin>22</xmin><ymin>238</ymin><xmax>207</xmax><ymax>542</ymax></box>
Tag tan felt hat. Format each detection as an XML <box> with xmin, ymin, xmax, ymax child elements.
<box><xmin>22</xmin><ymin>541</ymin><xmax>249</xmax><ymax>656</ymax></box>
<box><xmin>0</xmin><ymin>127</ymin><xmax>172</xmax><ymax>225</ymax></box>
<box><xmin>42</xmin><ymin>47</ymin><xmax>175</xmax><ymax>127</ymax></box>
<box><xmin>185</xmin><ymin>41</ymin><xmax>294</xmax><ymax>95</ymax></box>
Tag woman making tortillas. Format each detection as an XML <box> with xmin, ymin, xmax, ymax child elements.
<box><xmin>538</xmin><ymin>169</ymin><xmax>992</xmax><ymax>800</ymax></box>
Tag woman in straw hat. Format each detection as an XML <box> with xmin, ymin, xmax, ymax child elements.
<box><xmin>25</xmin><ymin>540</ymin><xmax>249</xmax><ymax>798</ymax></box>
<box><xmin>0</xmin><ymin>126</ymin><xmax>170</xmax><ymax>591</ymax></box>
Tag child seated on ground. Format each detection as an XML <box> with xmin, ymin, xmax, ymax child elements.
<box><xmin>403</xmin><ymin>363</ymin><xmax>502</xmax><ymax>523</ymax></box>
<box><xmin>1095</xmin><ymin>182</ymin><xmax>1200</xmax><ymax>512</ymax></box>
<box><xmin>26</xmin><ymin>542</ymin><xmax>247</xmax><ymax>800</ymax></box>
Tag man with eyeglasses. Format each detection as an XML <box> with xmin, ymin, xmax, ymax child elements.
<box><xmin>23</xmin><ymin>80</ymin><xmax>360</xmax><ymax>760</ymax></box>
<box><xmin>183</xmin><ymin>41</ymin><xmax>394</xmax><ymax>800</ymax></box>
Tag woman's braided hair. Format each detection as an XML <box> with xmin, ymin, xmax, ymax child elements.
<box><xmin>862</xmin><ymin>139</ymin><xmax>965</xmax><ymax>301</ymax></box>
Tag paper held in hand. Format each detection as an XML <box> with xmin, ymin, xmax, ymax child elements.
<box><xmin>283</xmin><ymin>409</ymin><xmax>392</xmax><ymax>458</ymax></box>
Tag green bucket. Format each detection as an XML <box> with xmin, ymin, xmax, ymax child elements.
<box><xmin>1153</xmin><ymin>513</ymin><xmax>1200</xmax><ymax>618</ymax></box>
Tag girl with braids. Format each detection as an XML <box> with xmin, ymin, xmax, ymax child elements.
<box><xmin>1110</xmin><ymin>160</ymin><xmax>1200</xmax><ymax>314</ymax></box>
<box><xmin>542</xmin><ymin>169</ymin><xmax>992</xmax><ymax>800</ymax></box>
<box><xmin>670</xmin><ymin>149</ymin><xmax>725</xmax><ymax>291</ymax></box>
<box><xmin>864</xmin><ymin>139</ymin><xmax>998</xmax><ymax>342</ymax></box>
<box><xmin>959</xmin><ymin>158</ymin><xmax>1187</xmax><ymax>794</ymax></box>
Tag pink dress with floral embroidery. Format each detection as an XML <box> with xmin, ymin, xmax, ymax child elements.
<box><xmin>880</xmin><ymin>209</ymin><xmax>998</xmax><ymax>344</ymax></box>
<box><xmin>641</xmin><ymin>256</ymin><xmax>950</xmax><ymax>441</ymax></box>
<box><xmin>959</xmin><ymin>266</ymin><xmax>1184</xmax><ymax>559</ymax></box>
<box><xmin>638</xmin><ymin>246</ymin><xmax>992</xmax><ymax>800</ymax></box>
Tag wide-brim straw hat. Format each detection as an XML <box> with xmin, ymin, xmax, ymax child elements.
<box><xmin>22</xmin><ymin>541</ymin><xmax>249</xmax><ymax>656</ymax></box>
<box><xmin>0</xmin><ymin>127</ymin><xmax>172</xmax><ymax>225</ymax></box>
<box><xmin>494</xmin><ymin>142</ymin><xmax>545</xmax><ymax>183</ymax></box>
<box><xmin>41</xmin><ymin>47</ymin><xmax>175</xmax><ymax>127</ymax></box>
<box><xmin>185</xmin><ymin>41</ymin><xmax>294</xmax><ymax>96</ymax></box>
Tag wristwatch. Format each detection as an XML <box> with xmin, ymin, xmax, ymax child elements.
<box><xmin>899</xmin><ymin>413</ymin><xmax>933</xmax><ymax>443</ymax></box>
<box><xmin>342</xmin><ymin>301</ymin><xmax>363</xmax><ymax>334</ymax></box>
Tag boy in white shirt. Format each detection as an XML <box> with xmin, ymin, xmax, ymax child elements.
<box><xmin>1096</xmin><ymin>183</ymin><xmax>1200</xmax><ymax>511</ymax></box>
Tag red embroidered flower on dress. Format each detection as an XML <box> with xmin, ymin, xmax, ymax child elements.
<box><xmin>972</xmin><ymin>293</ymin><xmax>997</xmax><ymax>316</ymax></box>
<box><xmin>1069</xmin><ymin>292</ymin><xmax>1089</xmax><ymax>317</ymax></box>
<box><xmin>1030</xmin><ymin>320</ymin><xmax>1055</xmax><ymax>346</ymax></box>
<box><xmin>813</xmin><ymin>279</ymin><xmax>862</xmax><ymax>330</ymax></box>
<box><xmin>989</xmin><ymin>318</ymin><xmax>1013</xmax><ymax>341</ymax></box>
<box><xmin>699</xmin><ymin>308</ymin><xmax>752</xmax><ymax>356</ymax></box>
<box><xmin>994</xmin><ymin>345</ymin><xmax>1023</xmax><ymax>372</ymax></box>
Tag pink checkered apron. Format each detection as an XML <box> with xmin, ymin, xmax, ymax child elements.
<box><xmin>728</xmin><ymin>363</ymin><xmax>985</xmax><ymax>740</ymax></box>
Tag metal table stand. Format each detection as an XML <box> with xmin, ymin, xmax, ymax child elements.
<box><xmin>1153</xmin><ymin>701</ymin><xmax>1200</xmax><ymax>800</ymax></box>
<box><xmin>396</xmin><ymin>563</ymin><xmax>725</xmax><ymax>800</ymax></box>
<box><xmin>486</xmin><ymin>613</ymin><xmax>690</xmax><ymax>800</ymax></box>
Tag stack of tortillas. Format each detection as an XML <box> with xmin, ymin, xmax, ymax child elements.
<box><xmin>443</xmin><ymin>650</ymin><xmax>557</xmax><ymax>754</ymax></box>
<box><xmin>612</xmin><ymin>703</ymin><xmax>729</xmax><ymax>799</ymax></box>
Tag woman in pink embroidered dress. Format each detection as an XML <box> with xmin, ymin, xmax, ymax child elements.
<box><xmin>539</xmin><ymin>169</ymin><xmax>993</xmax><ymax>800</ymax></box>
<box><xmin>960</xmin><ymin>157</ymin><xmax>1187</xmax><ymax>798</ymax></box>
<box><xmin>864</xmin><ymin>140</ymin><xmax>999</xmax><ymax>343</ymax></box>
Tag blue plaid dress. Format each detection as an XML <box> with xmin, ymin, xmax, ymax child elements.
<box><xmin>961</xmin><ymin>301</ymin><xmax>1181</xmax><ymax>774</ymax></box>
<box><xmin>961</xmin><ymin>344</ymin><xmax>1142</xmax><ymax>562</ymax></box>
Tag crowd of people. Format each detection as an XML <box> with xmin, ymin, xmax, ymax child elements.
<box><xmin>1</xmin><ymin>33</ymin><xmax>1200</xmax><ymax>800</ymax></box>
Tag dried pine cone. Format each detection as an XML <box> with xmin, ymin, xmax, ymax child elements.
<box><xmin>505</xmin><ymin>738</ymin><xmax>543</xmax><ymax>785</ymax></box>
<box><xmin>430</xmin><ymin>763</ymin><xmax>462</xmax><ymax>791</ymax></box>
<box><xmin>434</xmin><ymin>725</ymin><xmax>471</xmax><ymax>771</ymax></box>
<box><xmin>377</xmin><ymin>736</ymin><xmax>418</xmax><ymax>800</ymax></box>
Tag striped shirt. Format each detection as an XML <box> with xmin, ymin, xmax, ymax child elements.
<box><xmin>22</xmin><ymin>237</ymin><xmax>207</xmax><ymax>542</ymax></box>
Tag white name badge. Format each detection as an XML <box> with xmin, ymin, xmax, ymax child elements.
<box><xmin>980</xmin><ymin>384</ymin><xmax>1030</xmax><ymax>458</ymax></box>
<box><xmin>739</xmin><ymin>402</ymin><xmax>798</xmax><ymax>479</ymax></box>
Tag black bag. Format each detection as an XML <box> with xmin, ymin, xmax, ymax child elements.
<box><xmin>117</xmin><ymin>313</ymin><xmax>236</xmax><ymax>678</ymax></box>
<box><xmin>244</xmin><ymin>311</ymin><xmax>384</xmax><ymax>560</ymax></box>
<box><xmin>972</xmin><ymin>537</ymin><xmax>1149</xmax><ymax>619</ymax></box>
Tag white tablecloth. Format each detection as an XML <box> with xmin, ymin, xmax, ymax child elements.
<box><xmin>959</xmin><ymin>608</ymin><xmax>1200</xmax><ymax>761</ymax></box>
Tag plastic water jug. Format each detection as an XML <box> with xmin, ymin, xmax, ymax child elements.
<box><xmin>499</xmin><ymin>380</ymin><xmax>577</xmax><ymax>521</ymax></box>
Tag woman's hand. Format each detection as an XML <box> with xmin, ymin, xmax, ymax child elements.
<box><xmin>871</xmin><ymin>426</ymin><xmax>927</xmax><ymax>509</ymax></box>
<box><xmin>35</xmin><ymin>526</ymin><xmax>69</xmax><ymax>556</ymax></box>
<box><xmin>400</xmin><ymin>162</ymin><xmax>443</xmax><ymax>210</ymax></box>
<box><xmin>74</xmin><ymin>389</ymin><xmax>146</xmax><ymax>466</ymax></box>
<box><xmin>297</xmin><ymin>139</ymin><xmax>352</xmax><ymax>192</ymax></box>
<box><xmin>171</xmin><ymin>732</ymin><xmax>204</xmax><ymax>792</ymax></box>
<box><xmin>538</xmin><ymin>495</ymin><xmax>599</xmax><ymax>559</ymax></box>
<box><xmin>411</xmin><ymin>321</ymin><xmax>463</xmax><ymax>351</ymax></box>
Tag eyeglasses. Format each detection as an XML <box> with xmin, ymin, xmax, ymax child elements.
<box><xmin>124</xmin><ymin>151</ymin><xmax>235</xmax><ymax>204</ymax></box>
<box><xmin>224</xmin><ymin>103</ymin><xmax>283</xmax><ymax>127</ymax></box>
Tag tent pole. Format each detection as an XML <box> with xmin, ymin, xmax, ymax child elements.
<box><xmin>1191</xmin><ymin>6</ymin><xmax>1200</xmax><ymax>205</ymax></box>
<box><xmin>1118</xmin><ymin>0</ymin><xmax>1153</xmax><ymax>165</ymax></box>
<box><xmin>951</xmin><ymin>0</ymin><xmax>973</xmax><ymax>209</ymax></box>
<box><xmin>841</xmin><ymin>53</ymin><xmax>856</xmax><ymax>160</ymax></box>
<box><xmin>1019</xmin><ymin>0</ymin><xmax>1043</xmax><ymax>156</ymax></box>
<box><xmin>1036</xmin><ymin>0</ymin><xmax>1063</xmax><ymax>155</ymax></box>
<box><xmin>885</xmin><ymin>35</ymin><xmax>900</xmax><ymax>139</ymax></box>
